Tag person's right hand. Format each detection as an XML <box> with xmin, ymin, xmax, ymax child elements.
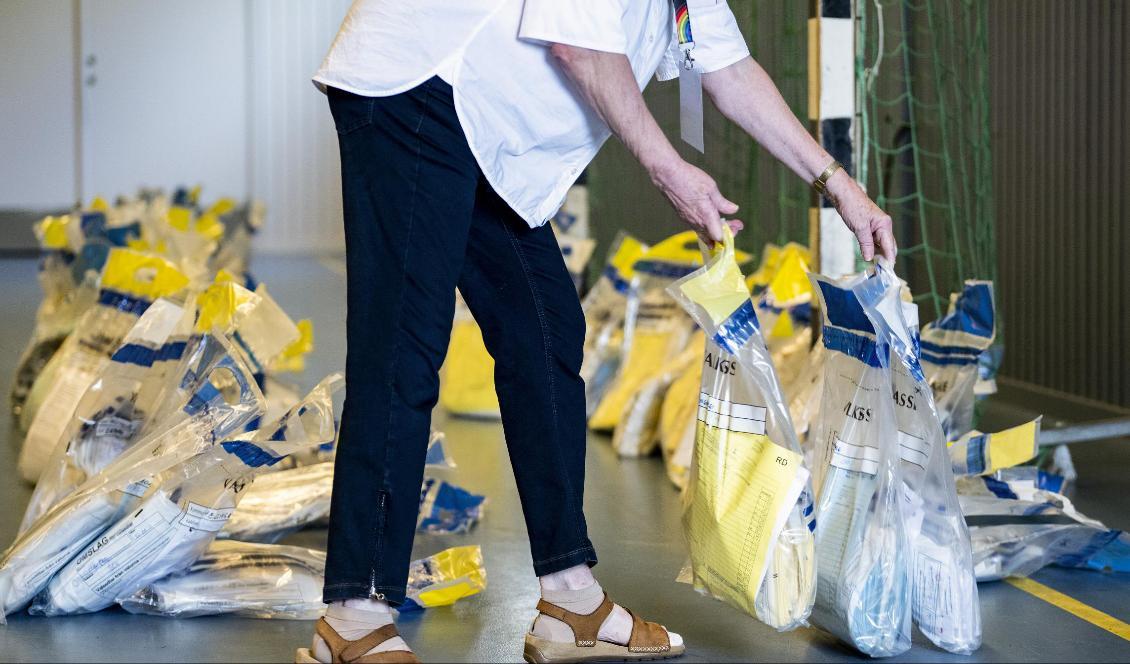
<box><xmin>651</xmin><ymin>159</ymin><xmax>744</xmax><ymax>246</ymax></box>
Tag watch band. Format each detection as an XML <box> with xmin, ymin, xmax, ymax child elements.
<box><xmin>813</xmin><ymin>160</ymin><xmax>843</xmax><ymax>197</ymax></box>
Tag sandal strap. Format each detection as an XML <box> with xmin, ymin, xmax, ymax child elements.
<box><xmin>535</xmin><ymin>593</ymin><xmax>615</xmax><ymax>647</ymax></box>
<box><xmin>315</xmin><ymin>619</ymin><xmax>408</xmax><ymax>663</ymax></box>
<box><xmin>626</xmin><ymin>607</ymin><xmax>672</xmax><ymax>654</ymax></box>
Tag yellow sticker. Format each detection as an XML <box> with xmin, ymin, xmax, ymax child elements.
<box><xmin>766</xmin><ymin>244</ymin><xmax>813</xmax><ymax>305</ymax></box>
<box><xmin>101</xmin><ymin>248</ymin><xmax>189</xmax><ymax>299</ymax></box>
<box><xmin>206</xmin><ymin>197</ymin><xmax>237</xmax><ymax>217</ymax></box>
<box><xmin>746</xmin><ymin>244</ymin><xmax>782</xmax><ymax>291</ymax></box>
<box><xmin>196</xmin><ymin>282</ymin><xmax>258</xmax><ymax>332</ymax></box>
<box><xmin>676</xmin><ymin>226</ymin><xmax>750</xmax><ymax>327</ymax></box>
<box><xmin>167</xmin><ymin>206</ymin><xmax>193</xmax><ymax>231</ymax></box>
<box><xmin>36</xmin><ymin>215</ymin><xmax>71</xmax><ymax>250</ymax></box>
<box><xmin>986</xmin><ymin>418</ymin><xmax>1041</xmax><ymax>473</ymax></box>
<box><xmin>271</xmin><ymin>319</ymin><xmax>315</xmax><ymax>374</ymax></box>
<box><xmin>608</xmin><ymin>234</ymin><xmax>648</xmax><ymax>282</ymax></box>
<box><xmin>194</xmin><ymin>212</ymin><xmax>225</xmax><ymax>241</ymax></box>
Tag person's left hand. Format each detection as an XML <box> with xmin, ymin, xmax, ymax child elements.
<box><xmin>825</xmin><ymin>169</ymin><xmax>897</xmax><ymax>264</ymax></box>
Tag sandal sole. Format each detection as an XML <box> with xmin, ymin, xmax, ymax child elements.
<box><xmin>523</xmin><ymin>634</ymin><xmax>685</xmax><ymax>663</ymax></box>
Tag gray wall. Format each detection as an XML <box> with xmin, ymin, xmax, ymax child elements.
<box><xmin>989</xmin><ymin>0</ymin><xmax>1129</xmax><ymax>407</ymax></box>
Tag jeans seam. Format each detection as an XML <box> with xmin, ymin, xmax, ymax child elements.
<box><xmin>533</xmin><ymin>545</ymin><xmax>596</xmax><ymax>567</ymax></box>
<box><xmin>499</xmin><ymin>220</ymin><xmax>586</xmax><ymax>546</ymax></box>
<box><xmin>366</xmin><ymin>83</ymin><xmax>434</xmax><ymax>594</ymax></box>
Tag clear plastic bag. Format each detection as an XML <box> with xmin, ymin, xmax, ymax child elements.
<box><xmin>612</xmin><ymin>336</ymin><xmax>701</xmax><ymax>458</ymax></box>
<box><xmin>20</xmin><ymin>299</ymin><xmax>188</xmax><ymax>532</ymax></box>
<box><xmin>919</xmin><ymin>281</ymin><xmax>995</xmax><ymax>439</ymax></box>
<box><xmin>590</xmin><ymin>232</ymin><xmax>704</xmax><ymax>431</ymax></box>
<box><xmin>120</xmin><ymin>540</ymin><xmax>326</xmax><ymax>619</ymax></box>
<box><xmin>855</xmin><ymin>267</ymin><xmax>981</xmax><ymax>655</ymax></box>
<box><xmin>656</xmin><ymin>332</ymin><xmax>705</xmax><ymax>489</ymax></box>
<box><xmin>755</xmin><ymin>243</ymin><xmax>815</xmax><ymax>389</ymax></box>
<box><xmin>30</xmin><ymin>373</ymin><xmax>340</xmax><ymax>616</ymax></box>
<box><xmin>0</xmin><ymin>333</ymin><xmax>265</xmax><ymax>623</ymax></box>
<box><xmin>808</xmin><ymin>272</ymin><xmax>912</xmax><ymax>658</ymax></box>
<box><xmin>10</xmin><ymin>215</ymin><xmax>96</xmax><ymax>420</ymax></box>
<box><xmin>948</xmin><ymin>418</ymin><xmax>1041</xmax><ymax>476</ymax></box>
<box><xmin>19</xmin><ymin>249</ymin><xmax>189</xmax><ymax>482</ymax></box>
<box><xmin>580</xmin><ymin>233</ymin><xmax>648</xmax><ymax>418</ymax></box>
<box><xmin>400</xmin><ymin>545</ymin><xmax>487</xmax><ymax>611</ymax></box>
<box><xmin>221</xmin><ymin>431</ymin><xmax>453</xmax><ymax>543</ymax></box>
<box><xmin>668</xmin><ymin>228</ymin><xmax>815</xmax><ymax>631</ymax></box>
<box><xmin>958</xmin><ymin>476</ymin><xmax>1130</xmax><ymax>581</ymax></box>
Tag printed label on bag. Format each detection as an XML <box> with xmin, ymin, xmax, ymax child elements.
<box><xmin>94</xmin><ymin>416</ymin><xmax>138</xmax><ymax>440</ymax></box>
<box><xmin>697</xmin><ymin>392</ymin><xmax>767</xmax><ymax>435</ymax></box>
<box><xmin>830</xmin><ymin>438</ymin><xmax>881</xmax><ymax>475</ymax></box>
<box><xmin>181</xmin><ymin>502</ymin><xmax>235</xmax><ymax>532</ymax></box>
<box><xmin>897</xmin><ymin>430</ymin><xmax>931</xmax><ymax>469</ymax></box>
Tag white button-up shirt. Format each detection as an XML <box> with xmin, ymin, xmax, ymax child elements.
<box><xmin>314</xmin><ymin>0</ymin><xmax>749</xmax><ymax>227</ymax></box>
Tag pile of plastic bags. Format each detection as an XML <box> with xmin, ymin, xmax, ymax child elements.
<box><xmin>3</xmin><ymin>187</ymin><xmax>489</xmax><ymax>624</ymax></box>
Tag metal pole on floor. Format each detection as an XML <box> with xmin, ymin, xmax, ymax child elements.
<box><xmin>1039</xmin><ymin>416</ymin><xmax>1130</xmax><ymax>446</ymax></box>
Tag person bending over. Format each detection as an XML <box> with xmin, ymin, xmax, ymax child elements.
<box><xmin>300</xmin><ymin>1</ymin><xmax>895</xmax><ymax>662</ymax></box>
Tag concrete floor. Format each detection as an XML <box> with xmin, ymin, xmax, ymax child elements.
<box><xmin>1</xmin><ymin>255</ymin><xmax>1128</xmax><ymax>663</ymax></box>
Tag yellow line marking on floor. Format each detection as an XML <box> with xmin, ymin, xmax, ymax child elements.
<box><xmin>1006</xmin><ymin>576</ymin><xmax>1130</xmax><ymax>641</ymax></box>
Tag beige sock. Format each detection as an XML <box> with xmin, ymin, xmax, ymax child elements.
<box><xmin>312</xmin><ymin>599</ymin><xmax>411</xmax><ymax>662</ymax></box>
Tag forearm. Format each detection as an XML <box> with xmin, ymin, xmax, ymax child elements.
<box><xmin>702</xmin><ymin>56</ymin><xmax>831</xmax><ymax>183</ymax></box>
<box><xmin>549</xmin><ymin>44</ymin><xmax>678</xmax><ymax>181</ymax></box>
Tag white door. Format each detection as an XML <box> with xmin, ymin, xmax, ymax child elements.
<box><xmin>79</xmin><ymin>0</ymin><xmax>248</xmax><ymax>202</ymax></box>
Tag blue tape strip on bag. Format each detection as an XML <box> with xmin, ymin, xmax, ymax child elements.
<box><xmin>982</xmin><ymin>476</ymin><xmax>1018</xmax><ymax>500</ymax></box>
<box><xmin>1056</xmin><ymin>530</ymin><xmax>1122</xmax><ymax>568</ymax></box>
<box><xmin>822</xmin><ymin>325</ymin><xmax>883</xmax><ymax>368</ymax></box>
<box><xmin>817</xmin><ymin>279</ymin><xmax>875</xmax><ymax>334</ymax></box>
<box><xmin>104</xmin><ymin>221</ymin><xmax>142</xmax><ymax>247</ymax></box>
<box><xmin>417</xmin><ymin>478</ymin><xmax>485</xmax><ymax>533</ymax></box>
<box><xmin>1086</xmin><ymin>534</ymin><xmax>1130</xmax><ymax>573</ymax></box>
<box><xmin>965</xmin><ymin>434</ymin><xmax>987</xmax><ymax>475</ymax></box>
<box><xmin>712</xmin><ymin>299</ymin><xmax>760</xmax><ymax>354</ymax></box>
<box><xmin>157</xmin><ymin>340</ymin><xmax>188</xmax><ymax>363</ymax></box>
<box><xmin>928</xmin><ymin>282</ymin><xmax>994</xmax><ymax>338</ymax></box>
<box><xmin>920</xmin><ymin>351</ymin><xmax>980</xmax><ymax>367</ymax></box>
<box><xmin>98</xmin><ymin>288</ymin><xmax>152</xmax><ymax>316</ymax></box>
<box><xmin>1038</xmin><ymin>471</ymin><xmax>1066</xmax><ymax>493</ymax></box>
<box><xmin>184</xmin><ymin>381</ymin><xmax>222</xmax><ymax>415</ymax></box>
<box><xmin>80</xmin><ymin>211</ymin><xmax>107</xmax><ymax>237</ymax></box>
<box><xmin>633</xmin><ymin>259</ymin><xmax>698</xmax><ymax>280</ymax></box>
<box><xmin>221</xmin><ymin>440</ymin><xmax>286</xmax><ymax>468</ymax></box>
<box><xmin>919</xmin><ymin>339</ymin><xmax>984</xmax><ymax>359</ymax></box>
<box><xmin>110</xmin><ymin>343</ymin><xmax>159</xmax><ymax>368</ymax></box>
<box><xmin>601</xmin><ymin>265</ymin><xmax>632</xmax><ymax>294</ymax></box>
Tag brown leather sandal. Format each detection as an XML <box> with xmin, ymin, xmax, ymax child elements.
<box><xmin>523</xmin><ymin>593</ymin><xmax>684</xmax><ymax>663</ymax></box>
<box><xmin>294</xmin><ymin>619</ymin><xmax>421</xmax><ymax>664</ymax></box>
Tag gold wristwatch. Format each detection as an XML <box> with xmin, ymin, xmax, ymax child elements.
<box><xmin>813</xmin><ymin>160</ymin><xmax>843</xmax><ymax>197</ymax></box>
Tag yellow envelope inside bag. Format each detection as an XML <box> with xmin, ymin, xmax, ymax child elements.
<box><xmin>678</xmin><ymin>227</ymin><xmax>807</xmax><ymax>617</ymax></box>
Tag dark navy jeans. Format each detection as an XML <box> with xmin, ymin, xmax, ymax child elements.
<box><xmin>322</xmin><ymin>79</ymin><xmax>596</xmax><ymax>605</ymax></box>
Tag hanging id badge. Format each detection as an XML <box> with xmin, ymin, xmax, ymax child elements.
<box><xmin>674</xmin><ymin>0</ymin><xmax>704</xmax><ymax>153</ymax></box>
